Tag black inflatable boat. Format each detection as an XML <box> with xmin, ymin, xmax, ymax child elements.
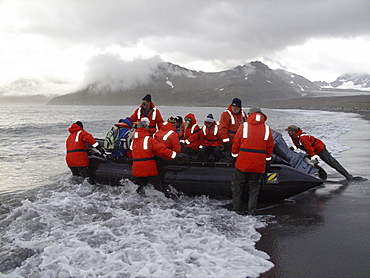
<box><xmin>89</xmin><ymin>130</ymin><xmax>326</xmax><ymax>202</ymax></box>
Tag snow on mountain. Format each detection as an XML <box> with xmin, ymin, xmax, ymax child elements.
<box><xmin>314</xmin><ymin>73</ymin><xmax>370</xmax><ymax>91</ymax></box>
<box><xmin>274</xmin><ymin>69</ymin><xmax>319</xmax><ymax>94</ymax></box>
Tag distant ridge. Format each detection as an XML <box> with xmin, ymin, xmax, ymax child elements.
<box><xmin>47</xmin><ymin>61</ymin><xmax>319</xmax><ymax>106</ymax></box>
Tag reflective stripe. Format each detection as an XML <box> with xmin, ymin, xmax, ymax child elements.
<box><xmin>226</xmin><ymin>110</ymin><xmax>235</xmax><ymax>125</ymax></box>
<box><xmin>266</xmin><ymin>157</ymin><xmax>272</xmax><ymax>161</ymax></box>
<box><xmin>191</xmin><ymin>124</ymin><xmax>197</xmax><ymax>133</ymax></box>
<box><xmin>92</xmin><ymin>142</ymin><xmax>99</xmax><ymax>148</ymax></box>
<box><xmin>243</xmin><ymin>123</ymin><xmax>270</xmax><ymax>141</ymax></box>
<box><xmin>152</xmin><ymin>108</ymin><xmax>157</xmax><ymax>120</ymax></box>
<box><xmin>203</xmin><ymin>125</ymin><xmax>218</xmax><ymax>136</ymax></box>
<box><xmin>223</xmin><ymin>138</ymin><xmax>230</xmax><ymax>142</ymax></box>
<box><xmin>75</xmin><ymin>130</ymin><xmax>82</xmax><ymax>142</ymax></box>
<box><xmin>243</xmin><ymin>122</ymin><xmax>248</xmax><ymax>138</ymax></box>
<box><xmin>163</xmin><ymin>130</ymin><xmax>174</xmax><ymax>140</ymax></box>
<box><xmin>143</xmin><ymin>136</ymin><xmax>149</xmax><ymax>150</ymax></box>
<box><xmin>256</xmin><ymin>114</ymin><xmax>261</xmax><ymax>122</ymax></box>
<box><xmin>171</xmin><ymin>151</ymin><xmax>176</xmax><ymax>159</ymax></box>
<box><xmin>264</xmin><ymin>125</ymin><xmax>270</xmax><ymax>141</ymax></box>
<box><xmin>231</xmin><ymin>153</ymin><xmax>238</xmax><ymax>157</ymax></box>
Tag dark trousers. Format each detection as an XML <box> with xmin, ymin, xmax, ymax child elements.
<box><xmin>182</xmin><ymin>146</ymin><xmax>198</xmax><ymax>159</ymax></box>
<box><xmin>69</xmin><ymin>167</ymin><xmax>96</xmax><ymax>184</ymax></box>
<box><xmin>231</xmin><ymin>169</ymin><xmax>263</xmax><ymax>214</ymax></box>
<box><xmin>197</xmin><ymin>146</ymin><xmax>221</xmax><ymax>162</ymax></box>
<box><xmin>318</xmin><ymin>148</ymin><xmax>352</xmax><ymax>179</ymax></box>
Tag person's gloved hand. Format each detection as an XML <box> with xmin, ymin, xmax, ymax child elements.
<box><xmin>98</xmin><ymin>146</ymin><xmax>106</xmax><ymax>156</ymax></box>
<box><xmin>308</xmin><ymin>155</ymin><xmax>319</xmax><ymax>165</ymax></box>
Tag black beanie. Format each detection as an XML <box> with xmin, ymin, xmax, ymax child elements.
<box><xmin>142</xmin><ymin>94</ymin><xmax>152</xmax><ymax>102</ymax></box>
<box><xmin>75</xmin><ymin>121</ymin><xmax>83</xmax><ymax>128</ymax></box>
<box><xmin>231</xmin><ymin>98</ymin><xmax>242</xmax><ymax>108</ymax></box>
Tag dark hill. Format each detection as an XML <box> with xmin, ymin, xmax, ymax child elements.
<box><xmin>48</xmin><ymin>61</ymin><xmax>316</xmax><ymax>106</ymax></box>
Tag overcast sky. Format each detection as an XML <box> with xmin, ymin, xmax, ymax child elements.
<box><xmin>1</xmin><ymin>0</ymin><xmax>369</xmax><ymax>92</ymax></box>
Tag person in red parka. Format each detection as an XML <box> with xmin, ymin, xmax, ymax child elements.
<box><xmin>180</xmin><ymin>113</ymin><xmax>201</xmax><ymax>158</ymax></box>
<box><xmin>219</xmin><ymin>98</ymin><xmax>247</xmax><ymax>150</ymax></box>
<box><xmin>154</xmin><ymin>118</ymin><xmax>181</xmax><ymax>154</ymax></box>
<box><xmin>197</xmin><ymin>114</ymin><xmax>222</xmax><ymax>162</ymax></box>
<box><xmin>66</xmin><ymin>121</ymin><xmax>105</xmax><ymax>184</ymax></box>
<box><xmin>231</xmin><ymin>108</ymin><xmax>274</xmax><ymax>215</ymax></box>
<box><xmin>286</xmin><ymin>124</ymin><xmax>353</xmax><ymax>180</ymax></box>
<box><xmin>131</xmin><ymin>117</ymin><xmax>182</xmax><ymax>198</ymax></box>
<box><xmin>130</xmin><ymin>94</ymin><xmax>164</xmax><ymax>136</ymax></box>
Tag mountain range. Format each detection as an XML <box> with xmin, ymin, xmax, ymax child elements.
<box><xmin>1</xmin><ymin>61</ymin><xmax>369</xmax><ymax>106</ymax></box>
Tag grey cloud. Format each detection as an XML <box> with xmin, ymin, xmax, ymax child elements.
<box><xmin>12</xmin><ymin>0</ymin><xmax>370</xmax><ymax>66</ymax></box>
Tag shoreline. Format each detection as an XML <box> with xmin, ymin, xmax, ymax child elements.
<box><xmin>255</xmin><ymin>94</ymin><xmax>370</xmax><ymax>121</ymax></box>
<box><xmin>256</xmin><ymin>108</ymin><xmax>370</xmax><ymax>278</ymax></box>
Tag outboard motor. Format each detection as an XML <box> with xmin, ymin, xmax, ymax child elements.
<box><xmin>272</xmin><ymin>130</ymin><xmax>319</xmax><ymax>176</ymax></box>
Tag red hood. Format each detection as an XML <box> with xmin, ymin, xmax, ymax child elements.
<box><xmin>68</xmin><ymin>123</ymin><xmax>83</xmax><ymax>134</ymax></box>
<box><xmin>185</xmin><ymin>113</ymin><xmax>197</xmax><ymax>125</ymax></box>
<box><xmin>247</xmin><ymin>112</ymin><xmax>267</xmax><ymax>125</ymax></box>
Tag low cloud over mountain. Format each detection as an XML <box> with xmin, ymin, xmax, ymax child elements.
<box><xmin>47</xmin><ymin>57</ymin><xmax>320</xmax><ymax>106</ymax></box>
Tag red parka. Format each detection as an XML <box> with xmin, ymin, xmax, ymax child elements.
<box><xmin>182</xmin><ymin>113</ymin><xmax>201</xmax><ymax>150</ymax></box>
<box><xmin>154</xmin><ymin>121</ymin><xmax>181</xmax><ymax>154</ymax></box>
<box><xmin>131</xmin><ymin>127</ymin><xmax>177</xmax><ymax>177</ymax></box>
<box><xmin>130</xmin><ymin>102</ymin><xmax>164</xmax><ymax>136</ymax></box>
<box><xmin>232</xmin><ymin>112</ymin><xmax>274</xmax><ymax>173</ymax></box>
<box><xmin>66</xmin><ymin>123</ymin><xmax>99</xmax><ymax>167</ymax></box>
<box><xmin>219</xmin><ymin>104</ymin><xmax>247</xmax><ymax>144</ymax></box>
<box><xmin>291</xmin><ymin>129</ymin><xmax>325</xmax><ymax>157</ymax></box>
<box><xmin>200</xmin><ymin>122</ymin><xmax>221</xmax><ymax>147</ymax></box>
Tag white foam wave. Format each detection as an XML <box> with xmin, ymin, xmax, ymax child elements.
<box><xmin>0</xmin><ymin>178</ymin><xmax>273</xmax><ymax>277</ymax></box>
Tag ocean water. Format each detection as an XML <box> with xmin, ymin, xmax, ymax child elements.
<box><xmin>0</xmin><ymin>105</ymin><xmax>361</xmax><ymax>277</ymax></box>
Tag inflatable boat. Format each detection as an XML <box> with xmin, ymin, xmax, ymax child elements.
<box><xmin>89</xmin><ymin>130</ymin><xmax>326</xmax><ymax>202</ymax></box>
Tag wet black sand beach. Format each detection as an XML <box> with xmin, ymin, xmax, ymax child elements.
<box><xmin>256</xmin><ymin>106</ymin><xmax>370</xmax><ymax>278</ymax></box>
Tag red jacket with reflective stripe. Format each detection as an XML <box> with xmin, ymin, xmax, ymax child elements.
<box><xmin>292</xmin><ymin>129</ymin><xmax>325</xmax><ymax>157</ymax></box>
<box><xmin>200</xmin><ymin>122</ymin><xmax>221</xmax><ymax>147</ymax></box>
<box><xmin>232</xmin><ymin>113</ymin><xmax>274</xmax><ymax>173</ymax></box>
<box><xmin>131</xmin><ymin>127</ymin><xmax>176</xmax><ymax>177</ymax></box>
<box><xmin>219</xmin><ymin>104</ymin><xmax>246</xmax><ymax>144</ymax></box>
<box><xmin>130</xmin><ymin>102</ymin><xmax>164</xmax><ymax>136</ymax></box>
<box><xmin>154</xmin><ymin>121</ymin><xmax>181</xmax><ymax>154</ymax></box>
<box><xmin>65</xmin><ymin>123</ymin><xmax>98</xmax><ymax>167</ymax></box>
<box><xmin>183</xmin><ymin>113</ymin><xmax>201</xmax><ymax>150</ymax></box>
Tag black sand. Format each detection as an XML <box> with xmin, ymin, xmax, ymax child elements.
<box><xmin>255</xmin><ymin>104</ymin><xmax>370</xmax><ymax>278</ymax></box>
